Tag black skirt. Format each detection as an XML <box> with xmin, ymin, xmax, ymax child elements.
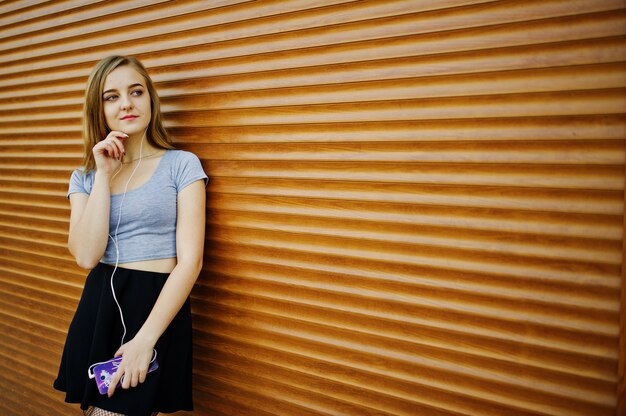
<box><xmin>54</xmin><ymin>263</ymin><xmax>193</xmax><ymax>416</ymax></box>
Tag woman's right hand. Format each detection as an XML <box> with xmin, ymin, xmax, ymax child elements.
<box><xmin>92</xmin><ymin>131</ymin><xmax>128</xmax><ymax>176</ymax></box>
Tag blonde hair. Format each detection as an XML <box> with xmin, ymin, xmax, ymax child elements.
<box><xmin>81</xmin><ymin>56</ymin><xmax>174</xmax><ymax>171</ymax></box>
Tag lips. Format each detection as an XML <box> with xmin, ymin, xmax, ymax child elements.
<box><xmin>120</xmin><ymin>115</ymin><xmax>138</xmax><ymax>120</ymax></box>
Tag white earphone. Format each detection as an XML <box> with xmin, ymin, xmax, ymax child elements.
<box><xmin>108</xmin><ymin>131</ymin><xmax>145</xmax><ymax>347</ymax></box>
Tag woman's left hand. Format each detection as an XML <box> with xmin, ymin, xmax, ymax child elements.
<box><xmin>107</xmin><ymin>338</ymin><xmax>155</xmax><ymax>397</ymax></box>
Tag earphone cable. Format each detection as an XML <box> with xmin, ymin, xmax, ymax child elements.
<box><xmin>107</xmin><ymin>133</ymin><xmax>144</xmax><ymax>348</ymax></box>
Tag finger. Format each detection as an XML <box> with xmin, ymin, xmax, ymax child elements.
<box><xmin>96</xmin><ymin>140</ymin><xmax>118</xmax><ymax>160</ymax></box>
<box><xmin>139</xmin><ymin>368</ymin><xmax>148</xmax><ymax>384</ymax></box>
<box><xmin>98</xmin><ymin>133</ymin><xmax>124</xmax><ymax>158</ymax></box>
<box><xmin>92</xmin><ymin>140</ymin><xmax>110</xmax><ymax>156</ymax></box>
<box><xmin>108</xmin><ymin>132</ymin><xmax>127</xmax><ymax>147</ymax></box>
<box><xmin>97</xmin><ymin>132</ymin><xmax>125</xmax><ymax>153</ymax></box>
<box><xmin>106</xmin><ymin>142</ymin><xmax>119</xmax><ymax>160</ymax></box>
<box><xmin>130</xmin><ymin>371</ymin><xmax>140</xmax><ymax>388</ymax></box>
<box><xmin>108</xmin><ymin>137</ymin><xmax>126</xmax><ymax>159</ymax></box>
<box><xmin>108</xmin><ymin>369</ymin><xmax>123</xmax><ymax>397</ymax></box>
<box><xmin>109</xmin><ymin>131</ymin><xmax>129</xmax><ymax>148</ymax></box>
<box><xmin>109</xmin><ymin>130</ymin><xmax>129</xmax><ymax>140</ymax></box>
<box><xmin>122</xmin><ymin>370</ymin><xmax>132</xmax><ymax>389</ymax></box>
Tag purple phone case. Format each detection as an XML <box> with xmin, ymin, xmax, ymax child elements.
<box><xmin>92</xmin><ymin>355</ymin><xmax>159</xmax><ymax>395</ymax></box>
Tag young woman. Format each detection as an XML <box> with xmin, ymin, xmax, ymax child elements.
<box><xmin>54</xmin><ymin>56</ymin><xmax>207</xmax><ymax>416</ymax></box>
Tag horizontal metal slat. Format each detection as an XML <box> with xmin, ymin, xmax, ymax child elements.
<box><xmin>153</xmin><ymin>38</ymin><xmax>626</xmax><ymax>98</ymax></box>
<box><xmin>206</xmin><ymin>246</ymin><xmax>618</xmax><ymax>311</ymax></box>
<box><xmin>204</xmin><ymin>265</ymin><xmax>618</xmax><ymax>339</ymax></box>
<box><xmin>8</xmin><ymin>61</ymin><xmax>626</xmax><ymax>113</ymax></box>
<box><xmin>209</xmin><ymin>240</ymin><xmax>618</xmax><ymax>308</ymax></box>
<box><xmin>206</xmin><ymin>160</ymin><xmax>624</xmax><ymax>190</ymax></box>
<box><xmin>209</xmin><ymin>225</ymin><xmax>621</xmax><ymax>289</ymax></box>
<box><xmin>0</xmin><ymin>307</ymin><xmax>68</xmax><ymax>343</ymax></box>
<box><xmin>0</xmin><ymin>244</ymin><xmax>78</xmax><ymax>272</ymax></box>
<box><xmin>209</xmin><ymin>209</ymin><xmax>621</xmax><ymax>265</ymax></box>
<box><xmin>163</xmin><ymin>89</ymin><xmax>626</xmax><ymax>128</ymax></box>
<box><xmin>192</xmin><ymin>311</ymin><xmax>614</xmax><ymax>416</ymax></box>
<box><xmin>158</xmin><ymin>64</ymin><xmax>626</xmax><ymax>111</ymax></box>
<box><xmin>5</xmin><ymin>34</ymin><xmax>625</xmax><ymax>99</ymax></box>
<box><xmin>167</xmin><ymin>115</ymin><xmax>626</xmax><ymax>144</ymax></box>
<box><xmin>0</xmin><ymin>353</ymin><xmax>71</xmax><ymax>408</ymax></box>
<box><xmin>0</xmin><ymin>326</ymin><xmax>64</xmax><ymax>371</ymax></box>
<box><xmin>192</xmin><ymin>279</ymin><xmax>616</xmax><ymax>383</ymax></box>
<box><xmin>203</xmin><ymin>254</ymin><xmax>618</xmax><ymax>358</ymax></box>
<box><xmin>0</xmin><ymin>0</ymin><xmax>241</xmax><ymax>46</ymax></box>
<box><xmin>197</xmin><ymin>352</ymin><xmax>425</xmax><ymax>416</ymax></box>
<box><xmin>0</xmin><ymin>297</ymin><xmax>71</xmax><ymax>332</ymax></box>
<box><xmin>209</xmin><ymin>192</ymin><xmax>623</xmax><ymax>239</ymax></box>
<box><xmin>2</xmin><ymin>5</ymin><xmax>626</xmax><ymax>80</ymax></box>
<box><xmin>211</xmin><ymin>177</ymin><xmax>624</xmax><ymax>215</ymax></box>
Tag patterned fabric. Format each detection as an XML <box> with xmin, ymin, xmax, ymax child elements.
<box><xmin>84</xmin><ymin>407</ymin><xmax>158</xmax><ymax>416</ymax></box>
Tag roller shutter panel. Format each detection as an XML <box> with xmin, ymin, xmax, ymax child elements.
<box><xmin>0</xmin><ymin>1</ymin><xmax>625</xmax><ymax>415</ymax></box>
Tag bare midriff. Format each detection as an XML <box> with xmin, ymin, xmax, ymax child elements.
<box><xmin>110</xmin><ymin>257</ymin><xmax>177</xmax><ymax>274</ymax></box>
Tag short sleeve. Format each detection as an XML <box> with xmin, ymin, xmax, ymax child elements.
<box><xmin>174</xmin><ymin>151</ymin><xmax>208</xmax><ymax>192</ymax></box>
<box><xmin>67</xmin><ymin>169</ymin><xmax>92</xmax><ymax>199</ymax></box>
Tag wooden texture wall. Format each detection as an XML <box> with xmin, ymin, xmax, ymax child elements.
<box><xmin>0</xmin><ymin>1</ymin><xmax>625</xmax><ymax>415</ymax></box>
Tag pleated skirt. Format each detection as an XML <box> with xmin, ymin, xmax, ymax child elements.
<box><xmin>54</xmin><ymin>263</ymin><xmax>193</xmax><ymax>416</ymax></box>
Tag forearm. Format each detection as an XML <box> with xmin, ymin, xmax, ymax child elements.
<box><xmin>132</xmin><ymin>180</ymin><xmax>206</xmax><ymax>349</ymax></box>
<box><xmin>134</xmin><ymin>261</ymin><xmax>201</xmax><ymax>347</ymax></box>
<box><xmin>68</xmin><ymin>172</ymin><xmax>112</xmax><ymax>268</ymax></box>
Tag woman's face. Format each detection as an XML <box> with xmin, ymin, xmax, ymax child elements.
<box><xmin>102</xmin><ymin>65</ymin><xmax>151</xmax><ymax>136</ymax></box>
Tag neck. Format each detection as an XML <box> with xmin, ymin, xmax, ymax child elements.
<box><xmin>122</xmin><ymin>131</ymin><xmax>154</xmax><ymax>162</ymax></box>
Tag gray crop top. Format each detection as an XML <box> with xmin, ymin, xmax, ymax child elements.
<box><xmin>67</xmin><ymin>150</ymin><xmax>208</xmax><ymax>264</ymax></box>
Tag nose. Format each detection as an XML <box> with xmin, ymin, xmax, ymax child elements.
<box><xmin>120</xmin><ymin>94</ymin><xmax>133</xmax><ymax>110</ymax></box>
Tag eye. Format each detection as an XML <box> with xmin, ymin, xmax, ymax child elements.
<box><xmin>104</xmin><ymin>94</ymin><xmax>117</xmax><ymax>102</ymax></box>
<box><xmin>131</xmin><ymin>89</ymin><xmax>143</xmax><ymax>96</ymax></box>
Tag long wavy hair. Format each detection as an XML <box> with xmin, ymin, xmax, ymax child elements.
<box><xmin>81</xmin><ymin>56</ymin><xmax>174</xmax><ymax>171</ymax></box>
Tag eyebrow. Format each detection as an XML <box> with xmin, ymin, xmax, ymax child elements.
<box><xmin>102</xmin><ymin>83</ymin><xmax>145</xmax><ymax>96</ymax></box>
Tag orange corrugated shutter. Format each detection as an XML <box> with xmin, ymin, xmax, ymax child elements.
<box><xmin>0</xmin><ymin>1</ymin><xmax>625</xmax><ymax>415</ymax></box>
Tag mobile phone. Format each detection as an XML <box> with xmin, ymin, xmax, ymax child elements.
<box><xmin>88</xmin><ymin>349</ymin><xmax>159</xmax><ymax>395</ymax></box>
